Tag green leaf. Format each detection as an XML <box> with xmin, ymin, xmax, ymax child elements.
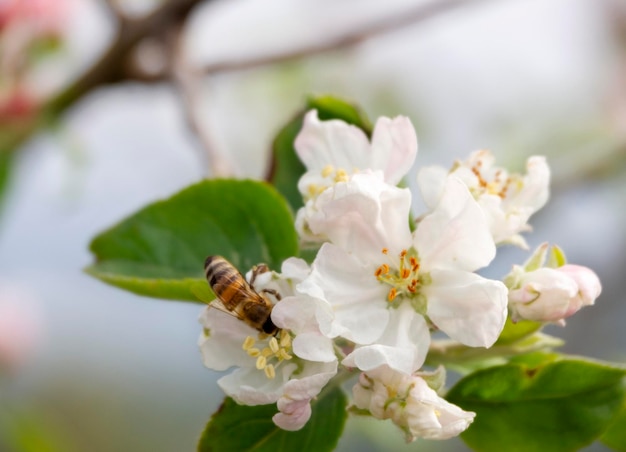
<box><xmin>198</xmin><ymin>386</ymin><xmax>348</xmax><ymax>452</ymax></box>
<box><xmin>86</xmin><ymin>179</ymin><xmax>298</xmax><ymax>302</ymax></box>
<box><xmin>308</xmin><ymin>95</ymin><xmax>373</xmax><ymax>131</ymax></box>
<box><xmin>447</xmin><ymin>358</ymin><xmax>626</xmax><ymax>452</ymax></box>
<box><xmin>601</xmin><ymin>394</ymin><xmax>626</xmax><ymax>451</ymax></box>
<box><xmin>496</xmin><ymin>317</ymin><xmax>543</xmax><ymax>345</ymax></box>
<box><xmin>267</xmin><ymin>96</ymin><xmax>372</xmax><ymax>212</ymax></box>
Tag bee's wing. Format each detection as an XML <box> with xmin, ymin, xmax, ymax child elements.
<box><xmin>208</xmin><ymin>299</ymin><xmax>242</xmax><ymax>320</ymax></box>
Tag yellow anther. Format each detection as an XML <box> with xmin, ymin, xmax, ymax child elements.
<box><xmin>278</xmin><ymin>349</ymin><xmax>293</xmax><ymax>360</ymax></box>
<box><xmin>269</xmin><ymin>337</ymin><xmax>279</xmax><ymax>353</ymax></box>
<box><xmin>261</xmin><ymin>347</ymin><xmax>273</xmax><ymax>357</ymax></box>
<box><xmin>321</xmin><ymin>164</ymin><xmax>335</xmax><ymax>177</ymax></box>
<box><xmin>388</xmin><ymin>288</ymin><xmax>397</xmax><ymax>302</ymax></box>
<box><xmin>280</xmin><ymin>332</ymin><xmax>291</xmax><ymax>348</ymax></box>
<box><xmin>307</xmin><ymin>184</ymin><xmax>320</xmax><ymax>197</ymax></box>
<box><xmin>401</xmin><ymin>268</ymin><xmax>411</xmax><ymax>279</ymax></box>
<box><xmin>264</xmin><ymin>364</ymin><xmax>276</xmax><ymax>379</ymax></box>
<box><xmin>242</xmin><ymin>336</ymin><xmax>256</xmax><ymax>351</ymax></box>
<box><xmin>400</xmin><ymin>250</ymin><xmax>407</xmax><ymax>258</ymax></box>
<box><xmin>334</xmin><ymin>169</ymin><xmax>349</xmax><ymax>183</ymax></box>
<box><xmin>256</xmin><ymin>356</ymin><xmax>267</xmax><ymax>370</ymax></box>
<box><xmin>375</xmin><ymin>264</ymin><xmax>390</xmax><ymax>277</ymax></box>
<box><xmin>382</xmin><ymin>248</ymin><xmax>389</xmax><ymax>254</ymax></box>
<box><xmin>247</xmin><ymin>347</ymin><xmax>261</xmax><ymax>357</ymax></box>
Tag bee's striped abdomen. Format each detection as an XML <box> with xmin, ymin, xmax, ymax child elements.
<box><xmin>203</xmin><ymin>255</ymin><xmax>278</xmax><ymax>335</ymax></box>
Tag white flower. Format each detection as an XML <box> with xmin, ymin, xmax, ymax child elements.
<box><xmin>294</xmin><ymin>109</ymin><xmax>418</xmax><ymax>243</ymax></box>
<box><xmin>198</xmin><ymin>258</ymin><xmax>338</xmax><ymax>430</ymax></box>
<box><xmin>352</xmin><ymin>365</ymin><xmax>475</xmax><ymax>442</ymax></box>
<box><xmin>418</xmin><ymin>150</ymin><xmax>550</xmax><ymax>248</ymax></box>
<box><xmin>299</xmin><ymin>173</ymin><xmax>508</xmax><ymax>374</ymax></box>
<box><xmin>505</xmin><ymin>244</ymin><xmax>601</xmax><ymax>325</ymax></box>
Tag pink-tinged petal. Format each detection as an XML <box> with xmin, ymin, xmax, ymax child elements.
<box><xmin>198</xmin><ymin>308</ymin><xmax>256</xmax><ymax>371</ymax></box>
<box><xmin>309</xmin><ymin>171</ymin><xmax>413</xmax><ymax>260</ymax></box>
<box><xmin>414</xmin><ymin>176</ymin><xmax>495</xmax><ymax>272</ymax></box>
<box><xmin>300</xmin><ymin>243</ymin><xmax>389</xmax><ymax>344</ymax></box>
<box><xmin>342</xmin><ymin>302</ymin><xmax>430</xmax><ymax>374</ymax></box>
<box><xmin>273</xmin><ymin>399</ymin><xmax>312</xmax><ymax>431</ymax></box>
<box><xmin>416</xmin><ymin>165</ymin><xmax>449</xmax><ymax>210</ymax></box>
<box><xmin>295</xmin><ymin>110</ymin><xmax>370</xmax><ymax>172</ymax></box>
<box><xmin>369</xmin><ymin>116</ymin><xmax>418</xmax><ymax>185</ymax></box>
<box><xmin>557</xmin><ymin>264</ymin><xmax>601</xmax><ymax>307</ymax></box>
<box><xmin>273</xmin><ymin>361</ymin><xmax>337</xmax><ymax>430</ymax></box>
<box><xmin>424</xmin><ymin>270</ymin><xmax>508</xmax><ymax>348</ymax></box>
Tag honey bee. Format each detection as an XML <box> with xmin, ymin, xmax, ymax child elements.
<box><xmin>204</xmin><ymin>255</ymin><xmax>280</xmax><ymax>335</ymax></box>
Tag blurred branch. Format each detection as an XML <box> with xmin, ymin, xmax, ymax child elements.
<box><xmin>1</xmin><ymin>0</ymin><xmax>487</xmax><ymax>158</ymax></box>
<box><xmin>170</xmin><ymin>28</ymin><xmax>234</xmax><ymax>177</ymax></box>
<box><xmin>201</xmin><ymin>0</ymin><xmax>487</xmax><ymax>74</ymax></box>
<box><xmin>0</xmin><ymin>0</ymin><xmax>206</xmax><ymax>154</ymax></box>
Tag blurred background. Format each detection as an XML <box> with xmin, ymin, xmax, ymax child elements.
<box><xmin>0</xmin><ymin>0</ymin><xmax>625</xmax><ymax>450</ymax></box>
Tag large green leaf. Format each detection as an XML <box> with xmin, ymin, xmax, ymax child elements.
<box><xmin>267</xmin><ymin>95</ymin><xmax>372</xmax><ymax>212</ymax></box>
<box><xmin>601</xmin><ymin>394</ymin><xmax>626</xmax><ymax>451</ymax></box>
<box><xmin>86</xmin><ymin>179</ymin><xmax>298</xmax><ymax>302</ymax></box>
<box><xmin>447</xmin><ymin>358</ymin><xmax>626</xmax><ymax>452</ymax></box>
<box><xmin>198</xmin><ymin>386</ymin><xmax>347</xmax><ymax>452</ymax></box>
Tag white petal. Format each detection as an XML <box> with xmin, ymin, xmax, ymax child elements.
<box><xmin>197</xmin><ymin>308</ymin><xmax>255</xmax><ymax>371</ymax></box>
<box><xmin>414</xmin><ymin>176</ymin><xmax>495</xmax><ymax>272</ymax></box>
<box><xmin>292</xmin><ymin>332</ymin><xmax>336</xmax><ymax>363</ymax></box>
<box><xmin>342</xmin><ymin>302</ymin><xmax>430</xmax><ymax>374</ymax></box>
<box><xmin>217</xmin><ymin>364</ymin><xmax>294</xmax><ymax>405</ymax></box>
<box><xmin>369</xmin><ymin>116</ymin><xmax>418</xmax><ymax>184</ymax></box>
<box><xmin>512</xmin><ymin>156</ymin><xmax>550</xmax><ymax>212</ymax></box>
<box><xmin>294</xmin><ymin>110</ymin><xmax>370</xmax><ymax>172</ymax></box>
<box><xmin>280</xmin><ymin>257</ymin><xmax>310</xmax><ymax>282</ymax></box>
<box><xmin>301</xmin><ymin>243</ymin><xmax>390</xmax><ymax>344</ymax></box>
<box><xmin>416</xmin><ymin>165</ymin><xmax>449</xmax><ymax>210</ymax></box>
<box><xmin>405</xmin><ymin>378</ymin><xmax>476</xmax><ymax>440</ymax></box>
<box><xmin>424</xmin><ymin>270</ymin><xmax>508</xmax><ymax>348</ymax></box>
<box><xmin>308</xmin><ymin>171</ymin><xmax>413</xmax><ymax>259</ymax></box>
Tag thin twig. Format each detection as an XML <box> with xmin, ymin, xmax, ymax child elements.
<box><xmin>201</xmin><ymin>0</ymin><xmax>488</xmax><ymax>74</ymax></box>
<box><xmin>0</xmin><ymin>0</ymin><xmax>207</xmax><ymax>155</ymax></box>
<box><xmin>170</xmin><ymin>27</ymin><xmax>234</xmax><ymax>177</ymax></box>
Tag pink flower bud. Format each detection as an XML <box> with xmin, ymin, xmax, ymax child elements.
<box><xmin>507</xmin><ymin>265</ymin><xmax>601</xmax><ymax>324</ymax></box>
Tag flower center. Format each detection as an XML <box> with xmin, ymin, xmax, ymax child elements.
<box><xmin>242</xmin><ymin>330</ymin><xmax>293</xmax><ymax>379</ymax></box>
<box><xmin>468</xmin><ymin>152</ymin><xmax>512</xmax><ymax>199</ymax></box>
<box><xmin>375</xmin><ymin>248</ymin><xmax>428</xmax><ymax>312</ymax></box>
<box><xmin>305</xmin><ymin>164</ymin><xmax>357</xmax><ymax>200</ymax></box>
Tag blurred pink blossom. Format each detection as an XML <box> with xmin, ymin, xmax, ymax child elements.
<box><xmin>0</xmin><ymin>284</ymin><xmax>42</xmax><ymax>374</ymax></box>
<box><xmin>0</xmin><ymin>0</ymin><xmax>70</xmax><ymax>34</ymax></box>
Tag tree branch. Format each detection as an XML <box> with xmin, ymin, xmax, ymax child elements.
<box><xmin>201</xmin><ymin>0</ymin><xmax>488</xmax><ymax>74</ymax></box>
<box><xmin>169</xmin><ymin>28</ymin><xmax>235</xmax><ymax>177</ymax></box>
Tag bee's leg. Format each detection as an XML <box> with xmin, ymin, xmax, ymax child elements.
<box><xmin>261</xmin><ymin>288</ymin><xmax>281</xmax><ymax>301</ymax></box>
<box><xmin>250</xmin><ymin>263</ymin><xmax>270</xmax><ymax>286</ymax></box>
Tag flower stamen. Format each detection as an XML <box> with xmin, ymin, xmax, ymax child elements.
<box><xmin>242</xmin><ymin>330</ymin><xmax>294</xmax><ymax>380</ymax></box>
<box><xmin>376</xmin><ymin>249</ymin><xmax>428</xmax><ymax>305</ymax></box>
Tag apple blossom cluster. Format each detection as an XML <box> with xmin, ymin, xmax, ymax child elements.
<box><xmin>0</xmin><ymin>0</ymin><xmax>70</xmax><ymax>120</ymax></box>
<box><xmin>198</xmin><ymin>110</ymin><xmax>602</xmax><ymax>441</ymax></box>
